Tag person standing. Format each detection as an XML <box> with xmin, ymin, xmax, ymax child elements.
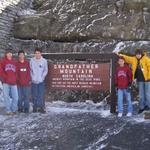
<box><xmin>30</xmin><ymin>48</ymin><xmax>48</xmax><ymax>113</ymax></box>
<box><xmin>17</xmin><ymin>50</ymin><xmax>30</xmax><ymax>113</ymax></box>
<box><xmin>115</xmin><ymin>56</ymin><xmax>133</xmax><ymax>117</ymax></box>
<box><xmin>1</xmin><ymin>49</ymin><xmax>18</xmax><ymax>115</ymax></box>
<box><xmin>115</xmin><ymin>49</ymin><xmax>150</xmax><ymax>113</ymax></box>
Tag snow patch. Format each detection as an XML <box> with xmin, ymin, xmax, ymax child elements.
<box><xmin>17</xmin><ymin>9</ymin><xmax>36</xmax><ymax>16</ymax></box>
<box><xmin>132</xmin><ymin>117</ymin><xmax>150</xmax><ymax>123</ymax></box>
<box><xmin>0</xmin><ymin>115</ymin><xmax>7</xmax><ymax>122</ymax></box>
<box><xmin>85</xmin><ymin>122</ymin><xmax>126</xmax><ymax>149</ymax></box>
<box><xmin>0</xmin><ymin>0</ymin><xmax>20</xmax><ymax>13</ymax></box>
<box><xmin>113</xmin><ymin>41</ymin><xmax>126</xmax><ymax>53</ymax></box>
<box><xmin>99</xmin><ymin>143</ymin><xmax>108</xmax><ymax>149</ymax></box>
<box><xmin>113</xmin><ymin>41</ymin><xmax>150</xmax><ymax>53</ymax></box>
<box><xmin>47</xmin><ymin>100</ymin><xmax>111</xmax><ymax>117</ymax></box>
<box><xmin>87</xmin><ymin>14</ymin><xmax>112</xmax><ymax>29</ymax></box>
<box><xmin>99</xmin><ymin>14</ymin><xmax>112</xmax><ymax>20</ymax></box>
<box><xmin>100</xmin><ymin>110</ymin><xmax>111</xmax><ymax>118</ymax></box>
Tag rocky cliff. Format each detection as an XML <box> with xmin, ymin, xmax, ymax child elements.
<box><xmin>0</xmin><ymin>0</ymin><xmax>32</xmax><ymax>53</ymax></box>
<box><xmin>11</xmin><ymin>0</ymin><xmax>150</xmax><ymax>53</ymax></box>
<box><xmin>14</xmin><ymin>0</ymin><xmax>150</xmax><ymax>41</ymax></box>
<box><xmin>1</xmin><ymin>0</ymin><xmax>150</xmax><ymax>53</ymax></box>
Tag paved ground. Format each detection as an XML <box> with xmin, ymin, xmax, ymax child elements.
<box><xmin>0</xmin><ymin>101</ymin><xmax>150</xmax><ymax>150</ymax></box>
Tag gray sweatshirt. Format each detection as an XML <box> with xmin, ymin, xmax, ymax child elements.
<box><xmin>30</xmin><ymin>56</ymin><xmax>48</xmax><ymax>84</ymax></box>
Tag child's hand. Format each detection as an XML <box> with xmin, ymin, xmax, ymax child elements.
<box><xmin>113</xmin><ymin>51</ymin><xmax>119</xmax><ymax>55</ymax></box>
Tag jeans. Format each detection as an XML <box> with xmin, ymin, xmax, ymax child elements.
<box><xmin>18</xmin><ymin>86</ymin><xmax>30</xmax><ymax>112</ymax></box>
<box><xmin>31</xmin><ymin>82</ymin><xmax>45</xmax><ymax>110</ymax></box>
<box><xmin>117</xmin><ymin>89</ymin><xmax>133</xmax><ymax>113</ymax></box>
<box><xmin>138</xmin><ymin>82</ymin><xmax>150</xmax><ymax>109</ymax></box>
<box><xmin>3</xmin><ymin>83</ymin><xmax>18</xmax><ymax>113</ymax></box>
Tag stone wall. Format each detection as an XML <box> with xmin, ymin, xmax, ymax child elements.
<box><xmin>0</xmin><ymin>0</ymin><xmax>32</xmax><ymax>53</ymax></box>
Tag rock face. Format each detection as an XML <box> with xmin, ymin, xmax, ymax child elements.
<box><xmin>0</xmin><ymin>0</ymin><xmax>32</xmax><ymax>53</ymax></box>
<box><xmin>14</xmin><ymin>0</ymin><xmax>150</xmax><ymax>43</ymax></box>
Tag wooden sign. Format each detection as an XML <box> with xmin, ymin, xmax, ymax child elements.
<box><xmin>47</xmin><ymin>63</ymin><xmax>110</xmax><ymax>91</ymax></box>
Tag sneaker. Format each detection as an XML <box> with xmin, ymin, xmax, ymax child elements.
<box><xmin>6</xmin><ymin>112</ymin><xmax>13</xmax><ymax>116</ymax></box>
<box><xmin>144</xmin><ymin>106</ymin><xmax>150</xmax><ymax>111</ymax></box>
<box><xmin>40</xmin><ymin>109</ymin><xmax>46</xmax><ymax>114</ymax></box>
<box><xmin>138</xmin><ymin>109</ymin><xmax>144</xmax><ymax>114</ymax></box>
<box><xmin>126</xmin><ymin>112</ymin><xmax>132</xmax><ymax>117</ymax></box>
<box><xmin>118</xmin><ymin>113</ymin><xmax>123</xmax><ymax>117</ymax></box>
<box><xmin>37</xmin><ymin>108</ymin><xmax>46</xmax><ymax>114</ymax></box>
<box><xmin>18</xmin><ymin>108</ymin><xmax>23</xmax><ymax>113</ymax></box>
<box><xmin>33</xmin><ymin>108</ymin><xmax>37</xmax><ymax>113</ymax></box>
<box><xmin>12</xmin><ymin>112</ymin><xmax>17</xmax><ymax>115</ymax></box>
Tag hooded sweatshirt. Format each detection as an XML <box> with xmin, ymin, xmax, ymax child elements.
<box><xmin>17</xmin><ymin>60</ymin><xmax>30</xmax><ymax>86</ymax></box>
<box><xmin>30</xmin><ymin>56</ymin><xmax>48</xmax><ymax>84</ymax></box>
<box><xmin>115</xmin><ymin>65</ymin><xmax>132</xmax><ymax>89</ymax></box>
<box><xmin>1</xmin><ymin>57</ymin><xmax>17</xmax><ymax>85</ymax></box>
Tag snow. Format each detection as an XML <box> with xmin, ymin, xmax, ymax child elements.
<box><xmin>113</xmin><ymin>41</ymin><xmax>126</xmax><ymax>53</ymax></box>
<box><xmin>85</xmin><ymin>118</ymin><xmax>127</xmax><ymax>149</ymax></box>
<box><xmin>47</xmin><ymin>100</ymin><xmax>111</xmax><ymax>117</ymax></box>
<box><xmin>0</xmin><ymin>100</ymin><xmax>148</xmax><ymax>125</ymax></box>
<box><xmin>99</xmin><ymin>144</ymin><xmax>108</xmax><ymax>149</ymax></box>
<box><xmin>0</xmin><ymin>0</ymin><xmax>20</xmax><ymax>13</ymax></box>
<box><xmin>113</xmin><ymin>41</ymin><xmax>150</xmax><ymax>53</ymax></box>
<box><xmin>0</xmin><ymin>114</ymin><xmax>7</xmax><ymax>122</ymax></box>
<box><xmin>0</xmin><ymin>100</ymin><xmax>150</xmax><ymax>149</ymax></box>
<box><xmin>17</xmin><ymin>9</ymin><xmax>36</xmax><ymax>16</ymax></box>
<box><xmin>87</xmin><ymin>13</ymin><xmax>112</xmax><ymax>29</ymax></box>
<box><xmin>98</xmin><ymin>14</ymin><xmax>112</xmax><ymax>20</ymax></box>
<box><xmin>132</xmin><ymin>117</ymin><xmax>146</xmax><ymax>123</ymax></box>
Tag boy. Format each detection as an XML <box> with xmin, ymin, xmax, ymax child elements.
<box><xmin>1</xmin><ymin>49</ymin><xmax>18</xmax><ymax>115</ymax></box>
<box><xmin>17</xmin><ymin>50</ymin><xmax>30</xmax><ymax>113</ymax></box>
<box><xmin>30</xmin><ymin>48</ymin><xmax>48</xmax><ymax>113</ymax></box>
<box><xmin>115</xmin><ymin>56</ymin><xmax>133</xmax><ymax>117</ymax></box>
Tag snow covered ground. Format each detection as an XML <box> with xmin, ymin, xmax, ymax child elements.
<box><xmin>0</xmin><ymin>100</ymin><xmax>150</xmax><ymax>150</ymax></box>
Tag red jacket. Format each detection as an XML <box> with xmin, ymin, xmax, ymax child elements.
<box><xmin>1</xmin><ymin>57</ymin><xmax>17</xmax><ymax>85</ymax></box>
<box><xmin>115</xmin><ymin>65</ymin><xmax>132</xmax><ymax>89</ymax></box>
<box><xmin>17</xmin><ymin>60</ymin><xmax>30</xmax><ymax>86</ymax></box>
